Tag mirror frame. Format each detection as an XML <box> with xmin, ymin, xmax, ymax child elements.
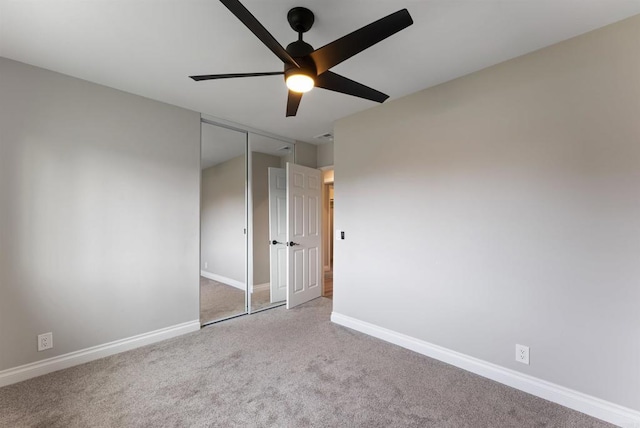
<box><xmin>200</xmin><ymin>119</ymin><xmax>248</xmax><ymax>325</ymax></box>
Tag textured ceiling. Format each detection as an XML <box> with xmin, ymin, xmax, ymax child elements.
<box><xmin>2</xmin><ymin>0</ymin><xmax>639</xmax><ymax>143</ymax></box>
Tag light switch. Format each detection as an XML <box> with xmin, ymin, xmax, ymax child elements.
<box><xmin>336</xmin><ymin>230</ymin><xmax>345</xmax><ymax>240</ymax></box>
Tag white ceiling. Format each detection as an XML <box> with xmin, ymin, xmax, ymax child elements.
<box><xmin>2</xmin><ymin>0</ymin><xmax>639</xmax><ymax>144</ymax></box>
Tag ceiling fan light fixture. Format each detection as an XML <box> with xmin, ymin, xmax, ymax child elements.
<box><xmin>191</xmin><ymin>0</ymin><xmax>413</xmax><ymax>116</ymax></box>
<box><xmin>286</xmin><ymin>73</ymin><xmax>314</xmax><ymax>93</ymax></box>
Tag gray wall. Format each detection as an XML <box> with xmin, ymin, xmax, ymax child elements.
<box><xmin>0</xmin><ymin>58</ymin><xmax>201</xmax><ymax>371</ymax></box>
<box><xmin>294</xmin><ymin>141</ymin><xmax>317</xmax><ymax>168</ymax></box>
<box><xmin>333</xmin><ymin>15</ymin><xmax>640</xmax><ymax>411</ymax></box>
<box><xmin>317</xmin><ymin>141</ymin><xmax>334</xmax><ymax>168</ymax></box>
<box><xmin>201</xmin><ymin>155</ymin><xmax>246</xmax><ymax>285</ymax></box>
<box><xmin>252</xmin><ymin>152</ymin><xmax>282</xmax><ymax>285</ymax></box>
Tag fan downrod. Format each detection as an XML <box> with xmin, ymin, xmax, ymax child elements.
<box><xmin>287</xmin><ymin>7</ymin><xmax>314</xmax><ymax>34</ymax></box>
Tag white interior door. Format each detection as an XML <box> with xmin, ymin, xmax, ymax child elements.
<box><xmin>268</xmin><ymin>167</ymin><xmax>287</xmax><ymax>303</ymax></box>
<box><xmin>286</xmin><ymin>163</ymin><xmax>322</xmax><ymax>309</ymax></box>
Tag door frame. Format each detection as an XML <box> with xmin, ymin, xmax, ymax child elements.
<box><xmin>319</xmin><ymin>166</ymin><xmax>334</xmax><ymax>297</ymax></box>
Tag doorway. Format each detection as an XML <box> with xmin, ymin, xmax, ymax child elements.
<box><xmin>322</xmin><ymin>168</ymin><xmax>334</xmax><ymax>298</ymax></box>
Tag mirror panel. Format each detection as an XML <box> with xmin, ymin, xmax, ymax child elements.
<box><xmin>249</xmin><ymin>134</ymin><xmax>294</xmax><ymax>313</ymax></box>
<box><xmin>200</xmin><ymin>122</ymin><xmax>247</xmax><ymax>324</ymax></box>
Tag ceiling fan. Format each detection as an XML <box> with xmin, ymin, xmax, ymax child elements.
<box><xmin>189</xmin><ymin>0</ymin><xmax>413</xmax><ymax>117</ymax></box>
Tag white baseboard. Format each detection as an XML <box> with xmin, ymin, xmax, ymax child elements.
<box><xmin>331</xmin><ymin>312</ymin><xmax>640</xmax><ymax>428</ymax></box>
<box><xmin>252</xmin><ymin>282</ymin><xmax>270</xmax><ymax>293</ymax></box>
<box><xmin>200</xmin><ymin>270</ymin><xmax>245</xmax><ymax>291</ymax></box>
<box><xmin>0</xmin><ymin>320</ymin><xmax>200</xmax><ymax>388</ymax></box>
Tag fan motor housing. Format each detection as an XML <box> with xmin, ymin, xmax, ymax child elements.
<box><xmin>286</xmin><ymin>40</ymin><xmax>314</xmax><ymax>57</ymax></box>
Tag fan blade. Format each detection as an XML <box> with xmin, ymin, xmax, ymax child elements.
<box><xmin>190</xmin><ymin>71</ymin><xmax>283</xmax><ymax>81</ymax></box>
<box><xmin>310</xmin><ymin>9</ymin><xmax>413</xmax><ymax>74</ymax></box>
<box><xmin>315</xmin><ymin>71</ymin><xmax>389</xmax><ymax>103</ymax></box>
<box><xmin>220</xmin><ymin>0</ymin><xmax>299</xmax><ymax>68</ymax></box>
<box><xmin>286</xmin><ymin>91</ymin><xmax>303</xmax><ymax>117</ymax></box>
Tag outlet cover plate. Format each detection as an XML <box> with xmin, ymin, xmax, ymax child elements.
<box><xmin>516</xmin><ymin>344</ymin><xmax>529</xmax><ymax>364</ymax></box>
<box><xmin>38</xmin><ymin>332</ymin><xmax>53</xmax><ymax>351</ymax></box>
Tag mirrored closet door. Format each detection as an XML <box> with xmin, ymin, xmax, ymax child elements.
<box><xmin>249</xmin><ymin>134</ymin><xmax>294</xmax><ymax>313</ymax></box>
<box><xmin>200</xmin><ymin>121</ymin><xmax>247</xmax><ymax>325</ymax></box>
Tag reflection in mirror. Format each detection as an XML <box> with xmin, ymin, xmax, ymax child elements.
<box><xmin>200</xmin><ymin>122</ymin><xmax>247</xmax><ymax>324</ymax></box>
<box><xmin>249</xmin><ymin>134</ymin><xmax>294</xmax><ymax>313</ymax></box>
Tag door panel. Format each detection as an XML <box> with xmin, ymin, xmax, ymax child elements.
<box><xmin>294</xmin><ymin>249</ymin><xmax>304</xmax><ymax>292</ymax></box>
<box><xmin>293</xmin><ymin>194</ymin><xmax>304</xmax><ymax>237</ymax></box>
<box><xmin>308</xmin><ymin>247</ymin><xmax>318</xmax><ymax>288</ymax></box>
<box><xmin>275</xmin><ymin>246</ymin><xmax>287</xmax><ymax>296</ymax></box>
<box><xmin>308</xmin><ymin>196</ymin><xmax>318</xmax><ymax>235</ymax></box>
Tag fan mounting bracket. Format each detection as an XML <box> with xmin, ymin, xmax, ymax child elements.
<box><xmin>287</xmin><ymin>7</ymin><xmax>314</xmax><ymax>34</ymax></box>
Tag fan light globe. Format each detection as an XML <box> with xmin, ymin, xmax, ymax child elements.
<box><xmin>286</xmin><ymin>74</ymin><xmax>314</xmax><ymax>93</ymax></box>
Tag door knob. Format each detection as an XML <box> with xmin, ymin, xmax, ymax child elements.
<box><xmin>272</xmin><ymin>240</ymin><xmax>283</xmax><ymax>245</ymax></box>
<box><xmin>288</xmin><ymin>241</ymin><xmax>300</xmax><ymax>246</ymax></box>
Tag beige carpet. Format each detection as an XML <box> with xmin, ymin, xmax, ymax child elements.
<box><xmin>0</xmin><ymin>298</ymin><xmax>613</xmax><ymax>427</ymax></box>
<box><xmin>200</xmin><ymin>277</ymin><xmax>278</xmax><ymax>324</ymax></box>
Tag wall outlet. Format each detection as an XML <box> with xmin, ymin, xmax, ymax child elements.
<box><xmin>38</xmin><ymin>332</ymin><xmax>53</xmax><ymax>351</ymax></box>
<box><xmin>204</xmin><ymin>261</ymin><xmax>208</xmax><ymax>269</ymax></box>
<box><xmin>516</xmin><ymin>344</ymin><xmax>529</xmax><ymax>364</ymax></box>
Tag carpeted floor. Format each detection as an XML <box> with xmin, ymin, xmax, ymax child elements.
<box><xmin>200</xmin><ymin>277</ymin><xmax>274</xmax><ymax>324</ymax></box>
<box><xmin>0</xmin><ymin>298</ymin><xmax>613</xmax><ymax>427</ymax></box>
